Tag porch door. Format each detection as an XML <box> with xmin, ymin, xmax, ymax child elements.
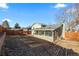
<box><xmin>54</xmin><ymin>31</ymin><xmax>59</xmax><ymax>40</ymax></box>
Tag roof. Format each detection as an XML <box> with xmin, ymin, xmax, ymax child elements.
<box><xmin>31</xmin><ymin>23</ymin><xmax>46</xmax><ymax>27</ymax></box>
<box><xmin>42</xmin><ymin>24</ymin><xmax>62</xmax><ymax>29</ymax></box>
<box><xmin>33</xmin><ymin>24</ymin><xmax>63</xmax><ymax>31</ymax></box>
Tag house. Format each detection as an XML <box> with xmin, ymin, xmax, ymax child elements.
<box><xmin>22</xmin><ymin>27</ymin><xmax>31</xmax><ymax>35</ymax></box>
<box><xmin>31</xmin><ymin>23</ymin><xmax>46</xmax><ymax>35</ymax></box>
<box><xmin>31</xmin><ymin>23</ymin><xmax>65</xmax><ymax>42</ymax></box>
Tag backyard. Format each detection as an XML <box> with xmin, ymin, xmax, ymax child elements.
<box><xmin>1</xmin><ymin>35</ymin><xmax>79</xmax><ymax>56</ymax></box>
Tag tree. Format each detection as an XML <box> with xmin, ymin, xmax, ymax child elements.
<box><xmin>66</xmin><ymin>4</ymin><xmax>79</xmax><ymax>31</ymax></box>
<box><xmin>14</xmin><ymin>23</ymin><xmax>21</xmax><ymax>29</ymax></box>
<box><xmin>56</xmin><ymin>3</ymin><xmax>79</xmax><ymax>31</ymax></box>
<box><xmin>2</xmin><ymin>20</ymin><xmax>10</xmax><ymax>29</ymax></box>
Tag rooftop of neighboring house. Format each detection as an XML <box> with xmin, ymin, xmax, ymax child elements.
<box><xmin>32</xmin><ymin>23</ymin><xmax>46</xmax><ymax>27</ymax></box>
<box><xmin>33</xmin><ymin>23</ymin><xmax>63</xmax><ymax>30</ymax></box>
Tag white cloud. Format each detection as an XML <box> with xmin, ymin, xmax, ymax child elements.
<box><xmin>0</xmin><ymin>3</ymin><xmax>8</xmax><ymax>9</ymax></box>
<box><xmin>2</xmin><ymin>18</ymin><xmax>11</xmax><ymax>22</ymax></box>
<box><xmin>54</xmin><ymin>3</ymin><xmax>67</xmax><ymax>8</ymax></box>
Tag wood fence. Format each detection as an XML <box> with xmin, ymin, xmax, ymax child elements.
<box><xmin>64</xmin><ymin>32</ymin><xmax>79</xmax><ymax>41</ymax></box>
<box><xmin>5</xmin><ymin>30</ymin><xmax>31</xmax><ymax>35</ymax></box>
<box><xmin>0</xmin><ymin>28</ymin><xmax>31</xmax><ymax>35</ymax></box>
<box><xmin>0</xmin><ymin>32</ymin><xmax>6</xmax><ymax>55</ymax></box>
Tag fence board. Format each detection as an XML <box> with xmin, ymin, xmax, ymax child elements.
<box><xmin>0</xmin><ymin>32</ymin><xmax>6</xmax><ymax>55</ymax></box>
<box><xmin>65</xmin><ymin>32</ymin><xmax>79</xmax><ymax>41</ymax></box>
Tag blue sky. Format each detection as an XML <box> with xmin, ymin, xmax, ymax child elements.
<box><xmin>0</xmin><ymin>3</ymin><xmax>72</xmax><ymax>27</ymax></box>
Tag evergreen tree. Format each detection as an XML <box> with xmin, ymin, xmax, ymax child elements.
<box><xmin>2</xmin><ymin>20</ymin><xmax>10</xmax><ymax>29</ymax></box>
<box><xmin>14</xmin><ymin>23</ymin><xmax>21</xmax><ymax>29</ymax></box>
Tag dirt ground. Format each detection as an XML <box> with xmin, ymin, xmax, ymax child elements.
<box><xmin>55</xmin><ymin>39</ymin><xmax>79</xmax><ymax>54</ymax></box>
<box><xmin>2</xmin><ymin>35</ymin><xmax>79</xmax><ymax>56</ymax></box>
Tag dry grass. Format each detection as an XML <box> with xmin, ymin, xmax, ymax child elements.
<box><xmin>55</xmin><ymin>39</ymin><xmax>79</xmax><ymax>54</ymax></box>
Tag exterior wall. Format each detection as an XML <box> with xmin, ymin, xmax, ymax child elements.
<box><xmin>64</xmin><ymin>32</ymin><xmax>79</xmax><ymax>41</ymax></box>
<box><xmin>32</xmin><ymin>23</ymin><xmax>42</xmax><ymax>35</ymax></box>
<box><xmin>32</xmin><ymin>24</ymin><xmax>64</xmax><ymax>42</ymax></box>
<box><xmin>33</xmin><ymin>34</ymin><xmax>54</xmax><ymax>42</ymax></box>
<box><xmin>32</xmin><ymin>30</ymin><xmax>54</xmax><ymax>42</ymax></box>
<box><xmin>22</xmin><ymin>29</ymin><xmax>28</xmax><ymax>31</ymax></box>
<box><xmin>32</xmin><ymin>23</ymin><xmax>42</xmax><ymax>29</ymax></box>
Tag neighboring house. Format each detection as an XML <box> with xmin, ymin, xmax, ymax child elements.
<box><xmin>31</xmin><ymin>23</ymin><xmax>46</xmax><ymax>29</ymax></box>
<box><xmin>31</xmin><ymin>23</ymin><xmax>46</xmax><ymax>35</ymax></box>
<box><xmin>31</xmin><ymin>23</ymin><xmax>65</xmax><ymax>42</ymax></box>
<box><xmin>22</xmin><ymin>28</ymin><xmax>28</xmax><ymax>31</ymax></box>
<box><xmin>22</xmin><ymin>27</ymin><xmax>31</xmax><ymax>35</ymax></box>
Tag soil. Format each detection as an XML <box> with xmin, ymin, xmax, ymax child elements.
<box><xmin>1</xmin><ymin>35</ymin><xmax>79</xmax><ymax>56</ymax></box>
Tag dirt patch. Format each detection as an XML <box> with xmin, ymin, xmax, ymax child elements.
<box><xmin>2</xmin><ymin>35</ymin><xmax>79</xmax><ymax>56</ymax></box>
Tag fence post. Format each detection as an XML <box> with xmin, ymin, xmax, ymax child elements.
<box><xmin>62</xmin><ymin>23</ymin><xmax>65</xmax><ymax>39</ymax></box>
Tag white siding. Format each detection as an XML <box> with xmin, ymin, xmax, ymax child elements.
<box><xmin>32</xmin><ymin>23</ymin><xmax>42</xmax><ymax>35</ymax></box>
<box><xmin>32</xmin><ymin>23</ymin><xmax>42</xmax><ymax>29</ymax></box>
